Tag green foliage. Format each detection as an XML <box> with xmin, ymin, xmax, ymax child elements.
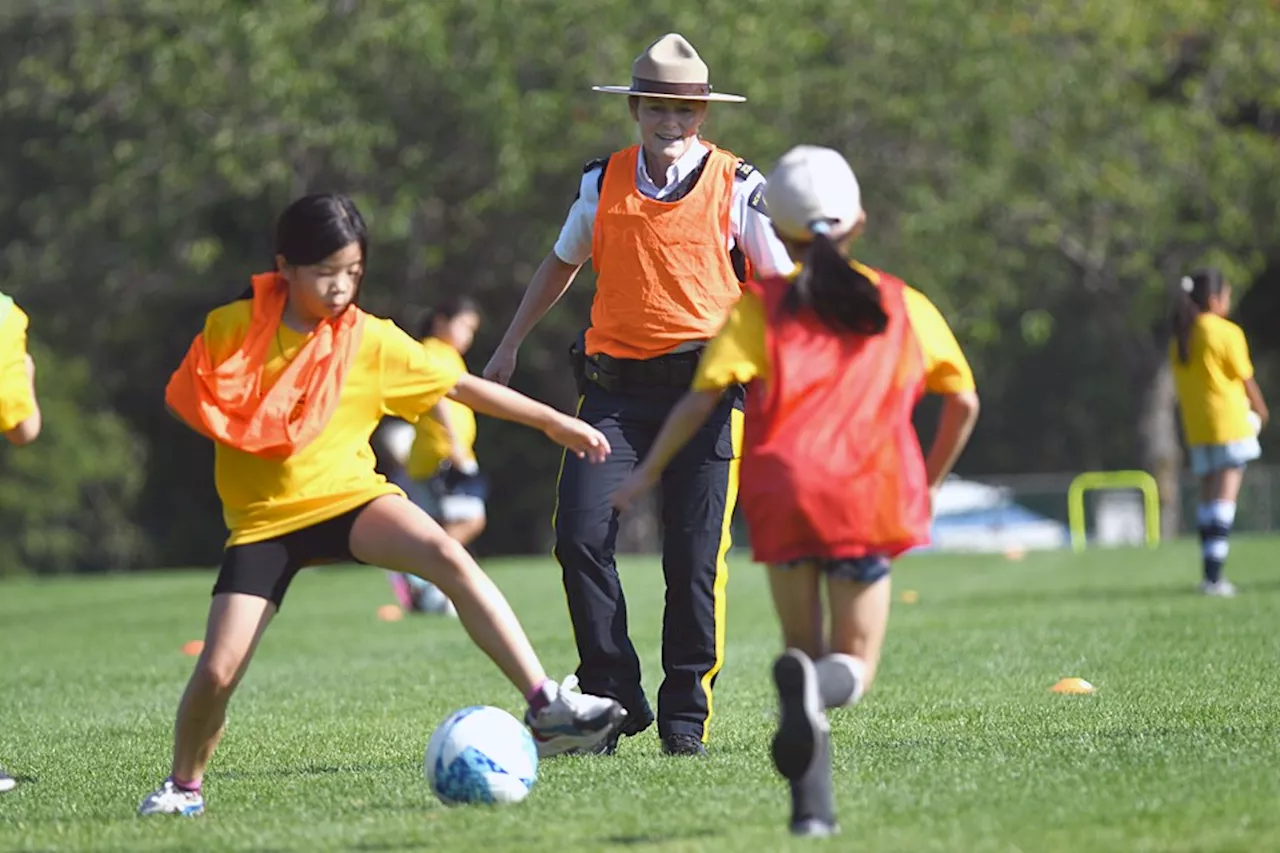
<box><xmin>1</xmin><ymin>0</ymin><xmax>1278</xmax><ymax>567</ymax></box>
<box><xmin>0</xmin><ymin>341</ymin><xmax>145</xmax><ymax>576</ymax></box>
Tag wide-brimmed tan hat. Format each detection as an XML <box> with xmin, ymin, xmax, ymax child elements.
<box><xmin>592</xmin><ymin>33</ymin><xmax>746</xmax><ymax>103</ymax></box>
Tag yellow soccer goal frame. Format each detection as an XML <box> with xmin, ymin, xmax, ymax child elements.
<box><xmin>1067</xmin><ymin>470</ymin><xmax>1161</xmax><ymax>553</ymax></box>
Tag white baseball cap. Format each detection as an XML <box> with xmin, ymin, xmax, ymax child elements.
<box><xmin>763</xmin><ymin>145</ymin><xmax>863</xmax><ymax>241</ymax></box>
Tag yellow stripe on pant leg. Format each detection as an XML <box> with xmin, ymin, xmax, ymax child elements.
<box><xmin>699</xmin><ymin>406</ymin><xmax>744</xmax><ymax>743</ymax></box>
<box><xmin>549</xmin><ymin>395</ymin><xmax>586</xmax><ymax>541</ymax></box>
<box><xmin>551</xmin><ymin>396</ymin><xmax>587</xmax><ymax>647</ymax></box>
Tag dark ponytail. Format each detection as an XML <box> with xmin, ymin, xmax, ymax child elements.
<box><xmin>1171</xmin><ymin>267</ymin><xmax>1225</xmax><ymax>364</ymax></box>
<box><xmin>417</xmin><ymin>295</ymin><xmax>480</xmax><ymax>339</ymax></box>
<box><xmin>783</xmin><ymin>230</ymin><xmax>888</xmax><ymax>335</ymax></box>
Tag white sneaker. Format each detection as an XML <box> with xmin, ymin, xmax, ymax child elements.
<box><xmin>524</xmin><ymin>676</ymin><xmax>627</xmax><ymax>758</ymax></box>
<box><xmin>138</xmin><ymin>780</ymin><xmax>204</xmax><ymax>816</ymax></box>
<box><xmin>419</xmin><ymin>584</ymin><xmax>458</xmax><ymax>617</ymax></box>
<box><xmin>0</xmin><ymin>767</ymin><xmax>15</xmax><ymax>793</ymax></box>
<box><xmin>1198</xmin><ymin>579</ymin><xmax>1238</xmax><ymax>598</ymax></box>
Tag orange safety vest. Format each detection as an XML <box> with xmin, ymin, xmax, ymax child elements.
<box><xmin>588</xmin><ymin>144</ymin><xmax>742</xmax><ymax>360</ymax></box>
<box><xmin>165</xmin><ymin>272</ymin><xmax>365</xmax><ymax>458</ymax></box>
<box><xmin>738</xmin><ymin>270</ymin><xmax>931</xmax><ymax>563</ymax></box>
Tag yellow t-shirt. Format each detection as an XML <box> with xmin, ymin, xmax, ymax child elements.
<box><xmin>407</xmin><ymin>337</ymin><xmax>478</xmax><ymax>480</ymax></box>
<box><xmin>202</xmin><ymin>301</ymin><xmax>465</xmax><ymax>546</ymax></box>
<box><xmin>0</xmin><ymin>297</ymin><xmax>37</xmax><ymax>433</ymax></box>
<box><xmin>1170</xmin><ymin>313</ymin><xmax>1255</xmax><ymax>446</ymax></box>
<box><xmin>693</xmin><ymin>266</ymin><xmax>975</xmax><ymax>395</ymax></box>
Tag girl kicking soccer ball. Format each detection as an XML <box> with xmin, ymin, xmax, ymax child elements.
<box><xmin>141</xmin><ymin>194</ymin><xmax>625</xmax><ymax>816</ymax></box>
<box><xmin>613</xmin><ymin>146</ymin><xmax>980</xmax><ymax>837</ymax></box>
<box><xmin>1170</xmin><ymin>268</ymin><xmax>1269</xmax><ymax>597</ymax></box>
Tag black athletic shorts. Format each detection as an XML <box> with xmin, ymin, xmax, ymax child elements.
<box><xmin>211</xmin><ymin>502</ymin><xmax>373</xmax><ymax>609</ymax></box>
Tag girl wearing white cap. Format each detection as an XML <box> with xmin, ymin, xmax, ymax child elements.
<box><xmin>613</xmin><ymin>145</ymin><xmax>981</xmax><ymax>836</ymax></box>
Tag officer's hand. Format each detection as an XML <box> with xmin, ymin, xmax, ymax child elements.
<box><xmin>612</xmin><ymin>466</ymin><xmax>657</xmax><ymax>513</ymax></box>
<box><xmin>482</xmin><ymin>345</ymin><xmax>518</xmax><ymax>386</ymax></box>
<box><xmin>545</xmin><ymin>414</ymin><xmax>610</xmax><ymax>464</ymax></box>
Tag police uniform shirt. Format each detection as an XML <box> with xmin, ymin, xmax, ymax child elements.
<box><xmin>553</xmin><ymin>139</ymin><xmax>797</xmax><ymax>280</ymax></box>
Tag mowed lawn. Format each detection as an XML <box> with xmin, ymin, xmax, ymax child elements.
<box><xmin>3</xmin><ymin>537</ymin><xmax>1280</xmax><ymax>852</ymax></box>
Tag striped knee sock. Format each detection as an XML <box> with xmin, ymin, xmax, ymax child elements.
<box><xmin>1196</xmin><ymin>501</ymin><xmax>1236</xmax><ymax>584</ymax></box>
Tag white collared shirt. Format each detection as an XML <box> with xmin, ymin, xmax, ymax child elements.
<box><xmin>552</xmin><ymin>140</ymin><xmax>796</xmax><ymax>278</ymax></box>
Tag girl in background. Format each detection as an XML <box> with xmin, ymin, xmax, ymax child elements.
<box><xmin>0</xmin><ymin>290</ymin><xmax>42</xmax><ymax>447</ymax></box>
<box><xmin>388</xmin><ymin>298</ymin><xmax>487</xmax><ymax>616</ymax></box>
<box><xmin>0</xmin><ymin>288</ymin><xmax>42</xmax><ymax>793</ymax></box>
<box><xmin>612</xmin><ymin>146</ymin><xmax>979</xmax><ymax>836</ymax></box>
<box><xmin>1169</xmin><ymin>269</ymin><xmax>1269</xmax><ymax>598</ymax></box>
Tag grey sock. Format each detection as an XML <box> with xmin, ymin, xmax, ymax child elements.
<box><xmin>789</xmin><ymin>727</ymin><xmax>837</xmax><ymax>835</ymax></box>
<box><xmin>814</xmin><ymin>654</ymin><xmax>864</xmax><ymax>709</ymax></box>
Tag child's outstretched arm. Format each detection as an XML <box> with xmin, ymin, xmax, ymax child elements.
<box><xmin>924</xmin><ymin>390</ymin><xmax>980</xmax><ymax>494</ymax></box>
<box><xmin>3</xmin><ymin>353</ymin><xmax>41</xmax><ymax>446</ymax></box>
<box><xmin>1245</xmin><ymin>378</ymin><xmax>1269</xmax><ymax>430</ymax></box>
<box><xmin>611</xmin><ymin>388</ymin><xmax>723</xmax><ymax>511</ymax></box>
<box><xmin>448</xmin><ymin>373</ymin><xmax>609</xmax><ymax>462</ymax></box>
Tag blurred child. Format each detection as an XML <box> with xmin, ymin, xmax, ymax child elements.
<box><xmin>387</xmin><ymin>298</ymin><xmax>487</xmax><ymax>616</ymax></box>
<box><xmin>1</xmin><ymin>289</ymin><xmax>42</xmax><ymax>794</ymax></box>
<box><xmin>612</xmin><ymin>146</ymin><xmax>980</xmax><ymax>836</ymax></box>
<box><xmin>1169</xmin><ymin>268</ymin><xmax>1269</xmax><ymax>597</ymax></box>
<box><xmin>141</xmin><ymin>194</ymin><xmax>625</xmax><ymax>816</ymax></box>
<box><xmin>1</xmin><ymin>290</ymin><xmax>42</xmax><ymax>447</ymax></box>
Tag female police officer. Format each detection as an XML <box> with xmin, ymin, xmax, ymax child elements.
<box><xmin>483</xmin><ymin>33</ymin><xmax>793</xmax><ymax>756</ymax></box>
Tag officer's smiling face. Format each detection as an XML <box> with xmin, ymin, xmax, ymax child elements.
<box><xmin>631</xmin><ymin>97</ymin><xmax>707</xmax><ymax>167</ymax></box>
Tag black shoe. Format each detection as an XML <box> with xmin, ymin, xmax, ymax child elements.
<box><xmin>577</xmin><ymin>695</ymin><xmax>655</xmax><ymax>755</ymax></box>
<box><xmin>772</xmin><ymin>650</ymin><xmax>821</xmax><ymax>779</ymax></box>
<box><xmin>661</xmin><ymin>733</ymin><xmax>708</xmax><ymax>756</ymax></box>
<box><xmin>772</xmin><ymin>649</ymin><xmax>838</xmax><ymax>834</ymax></box>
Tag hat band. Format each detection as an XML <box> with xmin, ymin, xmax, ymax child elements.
<box><xmin>631</xmin><ymin>77</ymin><xmax>711</xmax><ymax>96</ymax></box>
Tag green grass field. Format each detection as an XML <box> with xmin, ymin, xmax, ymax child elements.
<box><xmin>3</xmin><ymin>538</ymin><xmax>1280</xmax><ymax>852</ymax></box>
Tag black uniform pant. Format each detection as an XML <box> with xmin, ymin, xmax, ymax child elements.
<box><xmin>553</xmin><ymin>382</ymin><xmax>744</xmax><ymax>742</ymax></box>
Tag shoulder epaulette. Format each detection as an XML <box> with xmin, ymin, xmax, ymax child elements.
<box><xmin>735</xmin><ymin>160</ymin><xmax>758</xmax><ymax>181</ymax></box>
<box><xmin>579</xmin><ymin>156</ymin><xmax>611</xmax><ymax>197</ymax></box>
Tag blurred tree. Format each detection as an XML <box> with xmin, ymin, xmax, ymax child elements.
<box><xmin>1</xmin><ymin>0</ymin><xmax>1277</xmax><ymax>570</ymax></box>
<box><xmin>0</xmin><ymin>339</ymin><xmax>145</xmax><ymax>576</ymax></box>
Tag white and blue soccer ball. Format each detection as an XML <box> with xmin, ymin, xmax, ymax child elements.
<box><xmin>424</xmin><ymin>705</ymin><xmax>538</xmax><ymax>805</ymax></box>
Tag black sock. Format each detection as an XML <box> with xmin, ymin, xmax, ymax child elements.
<box><xmin>1197</xmin><ymin>524</ymin><xmax>1223</xmax><ymax>583</ymax></box>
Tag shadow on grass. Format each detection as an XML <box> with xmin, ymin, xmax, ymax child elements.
<box><xmin>941</xmin><ymin>584</ymin><xmax>1207</xmax><ymax>609</ymax></box>
<box><xmin>215</xmin><ymin>762</ymin><xmax>409</xmax><ymax>781</ymax></box>
<box><xmin>606</xmin><ymin>829</ymin><xmax>722</xmax><ymax>846</ymax></box>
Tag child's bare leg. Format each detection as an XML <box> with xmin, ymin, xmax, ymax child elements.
<box><xmin>350</xmin><ymin>495</ymin><xmax>544</xmax><ymax>693</ymax></box>
<box><xmin>814</xmin><ymin>558</ymin><xmax>892</xmax><ymax>709</ymax></box>
<box><xmin>350</xmin><ymin>495</ymin><xmax>625</xmax><ymax>757</ymax></box>
<box><xmin>766</xmin><ymin>562</ymin><xmax>825</xmax><ymax>657</ymax></box>
<box><xmin>172</xmin><ymin>593</ymin><xmax>276</xmax><ymax>784</ymax></box>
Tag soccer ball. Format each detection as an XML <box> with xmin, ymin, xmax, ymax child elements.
<box><xmin>424</xmin><ymin>706</ymin><xmax>538</xmax><ymax>805</ymax></box>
